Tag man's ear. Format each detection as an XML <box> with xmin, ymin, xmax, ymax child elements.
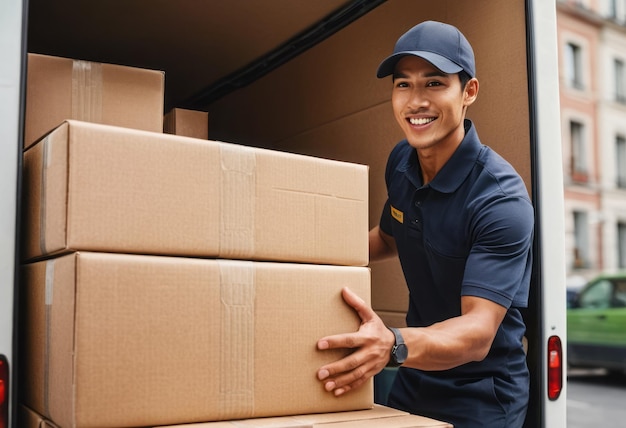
<box><xmin>463</xmin><ymin>78</ymin><xmax>479</xmax><ymax>106</ymax></box>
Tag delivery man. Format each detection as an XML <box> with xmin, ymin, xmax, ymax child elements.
<box><xmin>316</xmin><ymin>20</ymin><xmax>534</xmax><ymax>428</ymax></box>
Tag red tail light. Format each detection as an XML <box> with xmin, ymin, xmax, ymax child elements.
<box><xmin>0</xmin><ymin>355</ymin><xmax>8</xmax><ymax>428</ymax></box>
<box><xmin>547</xmin><ymin>335</ymin><xmax>563</xmax><ymax>400</ymax></box>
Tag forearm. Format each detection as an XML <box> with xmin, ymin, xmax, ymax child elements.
<box><xmin>400</xmin><ymin>319</ymin><xmax>492</xmax><ymax>370</ymax></box>
<box><xmin>400</xmin><ymin>297</ymin><xmax>506</xmax><ymax>371</ymax></box>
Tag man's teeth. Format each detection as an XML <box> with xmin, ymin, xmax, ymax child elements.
<box><xmin>409</xmin><ymin>117</ymin><xmax>434</xmax><ymax>125</ymax></box>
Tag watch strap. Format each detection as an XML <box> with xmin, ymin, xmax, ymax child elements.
<box><xmin>387</xmin><ymin>327</ymin><xmax>407</xmax><ymax>367</ymax></box>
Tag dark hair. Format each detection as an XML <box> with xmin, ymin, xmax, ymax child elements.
<box><xmin>459</xmin><ymin>71</ymin><xmax>471</xmax><ymax>90</ymax></box>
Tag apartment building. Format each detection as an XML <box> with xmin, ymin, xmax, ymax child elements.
<box><xmin>557</xmin><ymin>0</ymin><xmax>626</xmax><ymax>281</ymax></box>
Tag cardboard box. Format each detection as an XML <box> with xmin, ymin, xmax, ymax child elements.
<box><xmin>376</xmin><ymin>311</ymin><xmax>407</xmax><ymax>329</ymax></box>
<box><xmin>24</xmin><ymin>53</ymin><xmax>165</xmax><ymax>149</ymax></box>
<box><xmin>371</xmin><ymin>260</ymin><xmax>409</xmax><ymax>313</ymax></box>
<box><xmin>164</xmin><ymin>107</ymin><xmax>209</xmax><ymax>139</ymax></box>
<box><xmin>19</xmin><ymin>405</ymin><xmax>59</xmax><ymax>428</ymax></box>
<box><xmin>20</xmin><ymin>252</ymin><xmax>373</xmax><ymax>428</ymax></box>
<box><xmin>21</xmin><ymin>120</ymin><xmax>369</xmax><ymax>266</ymax></box>
<box><xmin>20</xmin><ymin>404</ymin><xmax>452</xmax><ymax>428</ymax></box>
<box><xmin>164</xmin><ymin>405</ymin><xmax>453</xmax><ymax>427</ymax></box>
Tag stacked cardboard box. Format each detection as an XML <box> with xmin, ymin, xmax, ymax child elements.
<box><xmin>20</xmin><ymin>405</ymin><xmax>453</xmax><ymax>428</ymax></box>
<box><xmin>164</xmin><ymin>107</ymin><xmax>209</xmax><ymax>139</ymax></box>
<box><xmin>20</xmin><ymin>55</ymin><xmax>378</xmax><ymax>427</ymax></box>
<box><xmin>24</xmin><ymin>53</ymin><xmax>165</xmax><ymax>149</ymax></box>
<box><xmin>21</xmin><ymin>120</ymin><xmax>369</xmax><ymax>266</ymax></box>
<box><xmin>21</xmin><ymin>253</ymin><xmax>372</xmax><ymax>427</ymax></box>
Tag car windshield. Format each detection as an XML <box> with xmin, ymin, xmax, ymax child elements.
<box><xmin>577</xmin><ymin>277</ymin><xmax>626</xmax><ymax>309</ymax></box>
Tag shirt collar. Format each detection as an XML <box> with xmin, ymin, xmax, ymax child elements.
<box><xmin>402</xmin><ymin>119</ymin><xmax>483</xmax><ymax>193</ymax></box>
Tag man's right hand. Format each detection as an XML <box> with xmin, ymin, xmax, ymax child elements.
<box><xmin>316</xmin><ymin>287</ymin><xmax>395</xmax><ymax>396</ymax></box>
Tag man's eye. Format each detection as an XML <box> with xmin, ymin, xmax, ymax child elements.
<box><xmin>427</xmin><ymin>81</ymin><xmax>442</xmax><ymax>87</ymax></box>
<box><xmin>395</xmin><ymin>82</ymin><xmax>409</xmax><ymax>88</ymax></box>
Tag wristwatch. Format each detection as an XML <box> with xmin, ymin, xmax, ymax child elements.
<box><xmin>387</xmin><ymin>327</ymin><xmax>408</xmax><ymax>367</ymax></box>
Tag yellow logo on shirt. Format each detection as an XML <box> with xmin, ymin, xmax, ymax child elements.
<box><xmin>391</xmin><ymin>205</ymin><xmax>404</xmax><ymax>224</ymax></box>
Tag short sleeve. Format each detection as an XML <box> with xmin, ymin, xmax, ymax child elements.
<box><xmin>462</xmin><ymin>195</ymin><xmax>534</xmax><ymax>308</ymax></box>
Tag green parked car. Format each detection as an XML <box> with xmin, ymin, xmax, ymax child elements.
<box><xmin>567</xmin><ymin>272</ymin><xmax>626</xmax><ymax>374</ymax></box>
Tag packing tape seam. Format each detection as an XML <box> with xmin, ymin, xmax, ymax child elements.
<box><xmin>39</xmin><ymin>136</ymin><xmax>51</xmax><ymax>255</ymax></box>
<box><xmin>219</xmin><ymin>260</ymin><xmax>255</xmax><ymax>419</ymax></box>
<box><xmin>44</xmin><ymin>259</ymin><xmax>55</xmax><ymax>416</ymax></box>
<box><xmin>219</xmin><ymin>145</ymin><xmax>256</xmax><ymax>258</ymax></box>
<box><xmin>71</xmin><ymin>60</ymin><xmax>103</xmax><ymax>123</ymax></box>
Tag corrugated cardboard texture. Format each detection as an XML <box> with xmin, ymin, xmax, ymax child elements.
<box><xmin>20</xmin><ymin>252</ymin><xmax>373</xmax><ymax>428</ymax></box>
<box><xmin>21</xmin><ymin>121</ymin><xmax>369</xmax><ymax>266</ymax></box>
<box><xmin>290</xmin><ymin>405</ymin><xmax>451</xmax><ymax>427</ymax></box>
<box><xmin>376</xmin><ymin>311</ymin><xmax>407</xmax><ymax>329</ymax></box>
<box><xmin>21</xmin><ymin>405</ymin><xmax>452</xmax><ymax>428</ymax></box>
<box><xmin>164</xmin><ymin>107</ymin><xmax>209</xmax><ymax>139</ymax></box>
<box><xmin>24</xmin><ymin>53</ymin><xmax>165</xmax><ymax>149</ymax></box>
<box><xmin>164</xmin><ymin>405</ymin><xmax>452</xmax><ymax>427</ymax></box>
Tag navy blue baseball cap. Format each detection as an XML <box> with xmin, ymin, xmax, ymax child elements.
<box><xmin>376</xmin><ymin>21</ymin><xmax>475</xmax><ymax>78</ymax></box>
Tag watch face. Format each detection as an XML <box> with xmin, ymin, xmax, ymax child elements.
<box><xmin>394</xmin><ymin>343</ymin><xmax>408</xmax><ymax>364</ymax></box>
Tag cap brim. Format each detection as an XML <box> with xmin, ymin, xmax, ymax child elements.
<box><xmin>376</xmin><ymin>51</ymin><xmax>464</xmax><ymax>78</ymax></box>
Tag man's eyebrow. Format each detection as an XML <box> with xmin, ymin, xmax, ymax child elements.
<box><xmin>392</xmin><ymin>69</ymin><xmax>450</xmax><ymax>81</ymax></box>
<box><xmin>392</xmin><ymin>71</ymin><xmax>408</xmax><ymax>81</ymax></box>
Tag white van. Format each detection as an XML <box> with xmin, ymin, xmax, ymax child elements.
<box><xmin>0</xmin><ymin>0</ymin><xmax>567</xmax><ymax>426</ymax></box>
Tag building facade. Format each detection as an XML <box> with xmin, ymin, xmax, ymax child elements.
<box><xmin>557</xmin><ymin>0</ymin><xmax>626</xmax><ymax>284</ymax></box>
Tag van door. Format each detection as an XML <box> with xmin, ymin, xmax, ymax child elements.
<box><xmin>0</xmin><ymin>0</ymin><xmax>26</xmax><ymax>426</ymax></box>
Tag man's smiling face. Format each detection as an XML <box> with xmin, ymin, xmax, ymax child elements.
<box><xmin>391</xmin><ymin>56</ymin><xmax>476</xmax><ymax>153</ymax></box>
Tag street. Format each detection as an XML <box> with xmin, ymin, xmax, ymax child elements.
<box><xmin>567</xmin><ymin>368</ymin><xmax>626</xmax><ymax>427</ymax></box>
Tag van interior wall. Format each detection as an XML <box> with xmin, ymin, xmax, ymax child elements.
<box><xmin>207</xmin><ymin>0</ymin><xmax>531</xmax><ymax>326</ymax></box>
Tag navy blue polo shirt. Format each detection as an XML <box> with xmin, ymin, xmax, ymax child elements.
<box><xmin>381</xmin><ymin>120</ymin><xmax>534</xmax><ymax>427</ymax></box>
